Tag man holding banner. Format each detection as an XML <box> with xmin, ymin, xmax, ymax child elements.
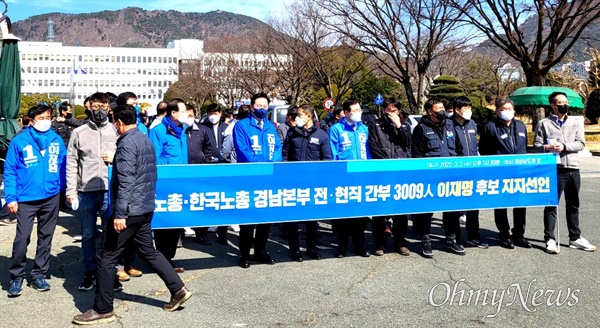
<box><xmin>411</xmin><ymin>98</ymin><xmax>461</xmax><ymax>258</ymax></box>
<box><xmin>233</xmin><ymin>92</ymin><xmax>282</xmax><ymax>268</ymax></box>
<box><xmin>329</xmin><ymin>99</ymin><xmax>371</xmax><ymax>258</ymax></box>
<box><xmin>479</xmin><ymin>98</ymin><xmax>531</xmax><ymax>249</ymax></box>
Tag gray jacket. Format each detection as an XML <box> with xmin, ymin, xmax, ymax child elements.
<box><xmin>111</xmin><ymin>127</ymin><xmax>157</xmax><ymax>218</ymax></box>
<box><xmin>66</xmin><ymin>119</ymin><xmax>118</xmax><ymax>195</ymax></box>
<box><xmin>533</xmin><ymin>114</ymin><xmax>585</xmax><ymax>169</ymax></box>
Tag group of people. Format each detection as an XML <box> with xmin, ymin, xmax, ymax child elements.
<box><xmin>1</xmin><ymin>89</ymin><xmax>595</xmax><ymax>324</ymax></box>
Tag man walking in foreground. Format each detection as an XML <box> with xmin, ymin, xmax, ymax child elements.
<box><xmin>73</xmin><ymin>105</ymin><xmax>192</xmax><ymax>325</ymax></box>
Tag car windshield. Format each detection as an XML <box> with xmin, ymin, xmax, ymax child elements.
<box><xmin>276</xmin><ymin>109</ymin><xmax>288</xmax><ymax>124</ymax></box>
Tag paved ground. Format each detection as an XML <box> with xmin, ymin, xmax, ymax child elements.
<box><xmin>0</xmin><ymin>157</ymin><xmax>599</xmax><ymax>327</ymax></box>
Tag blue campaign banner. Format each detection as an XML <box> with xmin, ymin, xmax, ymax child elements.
<box><xmin>145</xmin><ymin>154</ymin><xmax>558</xmax><ymax>229</ymax></box>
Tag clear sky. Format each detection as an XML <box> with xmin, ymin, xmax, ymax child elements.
<box><xmin>3</xmin><ymin>0</ymin><xmax>287</xmax><ymax>23</ymax></box>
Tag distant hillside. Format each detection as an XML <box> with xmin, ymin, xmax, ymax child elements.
<box><xmin>11</xmin><ymin>7</ymin><xmax>275</xmax><ymax>52</ymax></box>
<box><xmin>477</xmin><ymin>13</ymin><xmax>600</xmax><ymax>62</ymax></box>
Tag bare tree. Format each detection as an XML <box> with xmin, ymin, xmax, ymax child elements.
<box><xmin>267</xmin><ymin>0</ymin><xmax>372</xmax><ymax>105</ymax></box>
<box><xmin>451</xmin><ymin>0</ymin><xmax>600</xmax><ymax>86</ymax></box>
<box><xmin>317</xmin><ymin>0</ymin><xmax>468</xmax><ymax>112</ymax></box>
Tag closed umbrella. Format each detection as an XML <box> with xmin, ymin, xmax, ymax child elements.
<box><xmin>509</xmin><ymin>86</ymin><xmax>585</xmax><ymax>109</ymax></box>
<box><xmin>0</xmin><ymin>14</ymin><xmax>22</xmax><ymax>150</ymax></box>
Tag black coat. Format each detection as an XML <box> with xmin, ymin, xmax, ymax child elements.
<box><xmin>479</xmin><ymin>118</ymin><xmax>527</xmax><ymax>155</ymax></box>
<box><xmin>451</xmin><ymin>117</ymin><xmax>478</xmax><ymax>156</ymax></box>
<box><xmin>200</xmin><ymin>121</ymin><xmax>227</xmax><ymax>162</ymax></box>
<box><xmin>282</xmin><ymin>126</ymin><xmax>332</xmax><ymax>161</ymax></box>
<box><xmin>366</xmin><ymin>118</ymin><xmax>410</xmax><ymax>159</ymax></box>
<box><xmin>51</xmin><ymin>120</ymin><xmax>72</xmax><ymax>147</ymax></box>
<box><xmin>111</xmin><ymin>127</ymin><xmax>157</xmax><ymax>218</ymax></box>
<box><xmin>411</xmin><ymin>116</ymin><xmax>457</xmax><ymax>158</ymax></box>
<box><xmin>186</xmin><ymin>124</ymin><xmax>213</xmax><ymax>164</ymax></box>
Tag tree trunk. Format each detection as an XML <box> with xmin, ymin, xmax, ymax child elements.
<box><xmin>531</xmin><ymin>107</ymin><xmax>546</xmax><ymax>131</ymax></box>
<box><xmin>401</xmin><ymin>79</ymin><xmax>419</xmax><ymax>114</ymax></box>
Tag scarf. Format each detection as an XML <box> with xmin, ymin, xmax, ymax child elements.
<box><xmin>29</xmin><ymin>126</ymin><xmax>50</xmax><ymax>152</ymax></box>
<box><xmin>162</xmin><ymin>116</ymin><xmax>183</xmax><ymax>138</ymax></box>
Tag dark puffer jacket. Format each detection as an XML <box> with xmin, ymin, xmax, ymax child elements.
<box><xmin>283</xmin><ymin>126</ymin><xmax>332</xmax><ymax>161</ymax></box>
<box><xmin>479</xmin><ymin>117</ymin><xmax>527</xmax><ymax>155</ymax></box>
<box><xmin>111</xmin><ymin>127</ymin><xmax>157</xmax><ymax>218</ymax></box>
<box><xmin>366</xmin><ymin>118</ymin><xmax>410</xmax><ymax>159</ymax></box>
<box><xmin>411</xmin><ymin>115</ymin><xmax>457</xmax><ymax>158</ymax></box>
<box><xmin>451</xmin><ymin>117</ymin><xmax>478</xmax><ymax>156</ymax></box>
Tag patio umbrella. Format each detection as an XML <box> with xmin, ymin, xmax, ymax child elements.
<box><xmin>509</xmin><ymin>86</ymin><xmax>585</xmax><ymax>109</ymax></box>
<box><xmin>0</xmin><ymin>14</ymin><xmax>22</xmax><ymax>150</ymax></box>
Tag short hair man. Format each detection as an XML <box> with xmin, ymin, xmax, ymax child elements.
<box><xmin>277</xmin><ymin>105</ymin><xmax>298</xmax><ymax>144</ymax></box>
<box><xmin>149</xmin><ymin>101</ymin><xmax>168</xmax><ymax>130</ymax></box>
<box><xmin>533</xmin><ymin>92</ymin><xmax>596</xmax><ymax>253</ymax></box>
<box><xmin>116</xmin><ymin>92</ymin><xmax>148</xmax><ymax>135</ymax></box>
<box><xmin>72</xmin><ymin>105</ymin><xmax>192</xmax><ymax>324</ymax></box>
<box><xmin>5</xmin><ymin>104</ymin><xmax>67</xmax><ymax>297</ymax></box>
<box><xmin>329</xmin><ymin>99</ymin><xmax>371</xmax><ymax>258</ymax></box>
<box><xmin>233</xmin><ymin>92</ymin><xmax>282</xmax><ymax>268</ymax></box>
<box><xmin>411</xmin><ymin>97</ymin><xmax>461</xmax><ymax>258</ymax></box>
<box><xmin>479</xmin><ymin>98</ymin><xmax>531</xmax><ymax>249</ymax></box>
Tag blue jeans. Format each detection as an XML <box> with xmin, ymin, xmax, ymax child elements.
<box><xmin>79</xmin><ymin>191</ymin><xmax>109</xmax><ymax>273</ymax></box>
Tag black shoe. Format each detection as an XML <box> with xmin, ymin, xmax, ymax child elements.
<box><xmin>513</xmin><ymin>237</ymin><xmax>532</xmax><ymax>248</ymax></box>
<box><xmin>306</xmin><ymin>250</ymin><xmax>321</xmax><ymax>260</ymax></box>
<box><xmin>335</xmin><ymin>247</ymin><xmax>346</xmax><ymax>258</ymax></box>
<box><xmin>445</xmin><ymin>241</ymin><xmax>466</xmax><ymax>255</ymax></box>
<box><xmin>195</xmin><ymin>236</ymin><xmax>211</xmax><ymax>245</ymax></box>
<box><xmin>216</xmin><ymin>233</ymin><xmax>228</xmax><ymax>245</ymax></box>
<box><xmin>239</xmin><ymin>257</ymin><xmax>250</xmax><ymax>269</ymax></box>
<box><xmin>78</xmin><ymin>273</ymin><xmax>96</xmax><ymax>291</ymax></box>
<box><xmin>291</xmin><ymin>252</ymin><xmax>303</xmax><ymax>262</ymax></box>
<box><xmin>114</xmin><ymin>280</ymin><xmax>123</xmax><ymax>292</ymax></box>
<box><xmin>253</xmin><ymin>251</ymin><xmax>275</xmax><ymax>265</ymax></box>
<box><xmin>500</xmin><ymin>238</ymin><xmax>515</xmax><ymax>249</ymax></box>
<box><xmin>421</xmin><ymin>241</ymin><xmax>433</xmax><ymax>258</ymax></box>
<box><xmin>466</xmin><ymin>239</ymin><xmax>489</xmax><ymax>249</ymax></box>
<box><xmin>352</xmin><ymin>249</ymin><xmax>370</xmax><ymax>257</ymax></box>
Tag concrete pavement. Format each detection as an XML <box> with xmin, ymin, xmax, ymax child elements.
<box><xmin>0</xmin><ymin>157</ymin><xmax>599</xmax><ymax>327</ymax></box>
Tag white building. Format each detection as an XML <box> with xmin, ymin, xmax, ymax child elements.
<box><xmin>17</xmin><ymin>38</ymin><xmax>292</xmax><ymax>109</ymax></box>
<box><xmin>18</xmin><ymin>41</ymin><xmax>193</xmax><ymax>107</ymax></box>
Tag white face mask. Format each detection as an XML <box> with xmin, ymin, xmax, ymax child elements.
<box><xmin>350</xmin><ymin>112</ymin><xmax>362</xmax><ymax>124</ymax></box>
<box><xmin>33</xmin><ymin>120</ymin><xmax>52</xmax><ymax>132</ymax></box>
<box><xmin>208</xmin><ymin>115</ymin><xmax>220</xmax><ymax>125</ymax></box>
<box><xmin>461</xmin><ymin>111</ymin><xmax>472</xmax><ymax>120</ymax></box>
<box><xmin>447</xmin><ymin>112</ymin><xmax>454</xmax><ymax>118</ymax></box>
<box><xmin>499</xmin><ymin>110</ymin><xmax>515</xmax><ymax>121</ymax></box>
<box><xmin>180</xmin><ymin>117</ymin><xmax>194</xmax><ymax>126</ymax></box>
<box><xmin>295</xmin><ymin>116</ymin><xmax>305</xmax><ymax>128</ymax></box>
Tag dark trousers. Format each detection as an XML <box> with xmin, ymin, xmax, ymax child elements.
<box><xmin>413</xmin><ymin>212</ymin><xmax>433</xmax><ymax>241</ymax></box>
<box><xmin>285</xmin><ymin>221</ymin><xmax>318</xmax><ymax>254</ymax></box>
<box><xmin>442</xmin><ymin>212</ymin><xmax>461</xmax><ymax>242</ymax></box>
<box><xmin>465</xmin><ymin>210</ymin><xmax>481</xmax><ymax>241</ymax></box>
<box><xmin>9</xmin><ymin>194</ymin><xmax>60</xmax><ymax>280</ymax></box>
<box><xmin>94</xmin><ymin>212</ymin><xmax>183</xmax><ymax>314</ymax></box>
<box><xmin>372</xmin><ymin>215</ymin><xmax>408</xmax><ymax>249</ymax></box>
<box><xmin>544</xmin><ymin>168</ymin><xmax>581</xmax><ymax>242</ymax></box>
<box><xmin>239</xmin><ymin>224</ymin><xmax>271</xmax><ymax>258</ymax></box>
<box><xmin>193</xmin><ymin>226</ymin><xmax>228</xmax><ymax>239</ymax></box>
<box><xmin>494</xmin><ymin>208</ymin><xmax>526</xmax><ymax>239</ymax></box>
<box><xmin>336</xmin><ymin>218</ymin><xmax>367</xmax><ymax>252</ymax></box>
<box><xmin>153</xmin><ymin>228</ymin><xmax>181</xmax><ymax>266</ymax></box>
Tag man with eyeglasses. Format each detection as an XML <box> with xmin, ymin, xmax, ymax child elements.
<box><xmin>533</xmin><ymin>91</ymin><xmax>596</xmax><ymax>254</ymax></box>
<box><xmin>5</xmin><ymin>104</ymin><xmax>67</xmax><ymax>297</ymax></box>
<box><xmin>233</xmin><ymin>92</ymin><xmax>282</xmax><ymax>268</ymax></box>
<box><xmin>65</xmin><ymin>92</ymin><xmax>124</xmax><ymax>292</ymax></box>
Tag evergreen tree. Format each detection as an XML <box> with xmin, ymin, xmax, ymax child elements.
<box><xmin>427</xmin><ymin>75</ymin><xmax>465</xmax><ymax>106</ymax></box>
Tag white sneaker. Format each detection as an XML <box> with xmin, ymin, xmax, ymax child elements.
<box><xmin>73</xmin><ymin>235</ymin><xmax>82</xmax><ymax>242</ymax></box>
<box><xmin>184</xmin><ymin>227</ymin><xmax>195</xmax><ymax>236</ymax></box>
<box><xmin>545</xmin><ymin>239</ymin><xmax>559</xmax><ymax>254</ymax></box>
<box><xmin>569</xmin><ymin>237</ymin><xmax>597</xmax><ymax>252</ymax></box>
<box><xmin>229</xmin><ymin>225</ymin><xmax>240</xmax><ymax>232</ymax></box>
<box><xmin>459</xmin><ymin>215</ymin><xmax>466</xmax><ymax>225</ymax></box>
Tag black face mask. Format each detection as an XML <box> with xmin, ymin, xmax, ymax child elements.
<box><xmin>92</xmin><ymin>109</ymin><xmax>109</xmax><ymax>122</ymax></box>
<box><xmin>84</xmin><ymin>109</ymin><xmax>92</xmax><ymax>118</ymax></box>
<box><xmin>556</xmin><ymin>105</ymin><xmax>569</xmax><ymax>115</ymax></box>
<box><xmin>433</xmin><ymin>110</ymin><xmax>447</xmax><ymax>122</ymax></box>
<box><xmin>65</xmin><ymin>113</ymin><xmax>73</xmax><ymax>119</ymax></box>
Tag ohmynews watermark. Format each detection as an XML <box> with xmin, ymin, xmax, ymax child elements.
<box><xmin>428</xmin><ymin>279</ymin><xmax>580</xmax><ymax>318</ymax></box>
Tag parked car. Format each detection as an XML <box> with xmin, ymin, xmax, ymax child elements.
<box><xmin>267</xmin><ymin>104</ymin><xmax>319</xmax><ymax>127</ymax></box>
